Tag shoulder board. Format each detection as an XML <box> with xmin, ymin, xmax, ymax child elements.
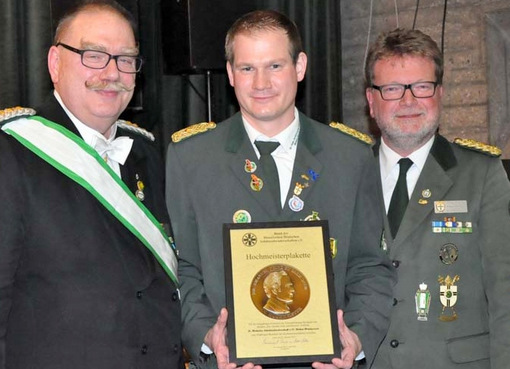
<box><xmin>453</xmin><ymin>138</ymin><xmax>501</xmax><ymax>157</ymax></box>
<box><xmin>329</xmin><ymin>122</ymin><xmax>373</xmax><ymax>145</ymax></box>
<box><xmin>117</xmin><ymin>119</ymin><xmax>155</xmax><ymax>141</ymax></box>
<box><xmin>171</xmin><ymin>122</ymin><xmax>216</xmax><ymax>143</ymax></box>
<box><xmin>0</xmin><ymin>106</ymin><xmax>36</xmax><ymax>125</ymax></box>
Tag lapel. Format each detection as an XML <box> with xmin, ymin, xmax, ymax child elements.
<box><xmin>280</xmin><ymin>113</ymin><xmax>323</xmax><ymax>219</ymax></box>
<box><xmin>371</xmin><ymin>144</ymin><xmax>392</xmax><ymax>248</ymax></box>
<box><xmin>225</xmin><ymin>113</ymin><xmax>281</xmax><ymax>217</ymax></box>
<box><xmin>376</xmin><ymin>135</ymin><xmax>457</xmax><ymax>251</ymax></box>
<box><xmin>36</xmin><ymin>94</ymin><xmax>81</xmax><ymax>137</ymax></box>
<box><xmin>120</xmin><ymin>138</ymin><xmax>150</xmax><ymax>203</ymax></box>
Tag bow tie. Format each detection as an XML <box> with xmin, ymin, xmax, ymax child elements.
<box><xmin>93</xmin><ymin>136</ymin><xmax>134</xmax><ymax>165</ymax></box>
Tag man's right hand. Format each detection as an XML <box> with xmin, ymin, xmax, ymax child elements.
<box><xmin>204</xmin><ymin>308</ymin><xmax>262</xmax><ymax>369</ymax></box>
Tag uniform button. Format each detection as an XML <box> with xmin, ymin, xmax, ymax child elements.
<box><xmin>141</xmin><ymin>345</ymin><xmax>148</xmax><ymax>354</ymax></box>
<box><xmin>393</xmin><ymin>298</ymin><xmax>398</xmax><ymax>306</ymax></box>
<box><xmin>392</xmin><ymin>260</ymin><xmax>400</xmax><ymax>268</ymax></box>
<box><xmin>390</xmin><ymin>339</ymin><xmax>399</xmax><ymax>348</ymax></box>
<box><xmin>172</xmin><ymin>292</ymin><xmax>178</xmax><ymax>301</ymax></box>
<box><xmin>136</xmin><ymin>291</ymin><xmax>143</xmax><ymax>299</ymax></box>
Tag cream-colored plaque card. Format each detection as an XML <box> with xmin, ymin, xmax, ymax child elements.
<box><xmin>223</xmin><ymin>221</ymin><xmax>341</xmax><ymax>365</ymax></box>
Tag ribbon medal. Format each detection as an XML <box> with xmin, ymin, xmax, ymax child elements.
<box><xmin>135</xmin><ymin>174</ymin><xmax>145</xmax><ymax>201</ymax></box>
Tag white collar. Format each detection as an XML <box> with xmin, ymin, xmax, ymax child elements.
<box><xmin>380</xmin><ymin>135</ymin><xmax>435</xmax><ymax>180</ymax></box>
<box><xmin>243</xmin><ymin>107</ymin><xmax>300</xmax><ymax>156</ymax></box>
<box><xmin>53</xmin><ymin>90</ymin><xmax>118</xmax><ymax>147</ymax></box>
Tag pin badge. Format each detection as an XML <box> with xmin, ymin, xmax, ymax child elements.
<box><xmin>294</xmin><ymin>183</ymin><xmax>304</xmax><ymax>196</ymax></box>
<box><xmin>244</xmin><ymin>159</ymin><xmax>257</xmax><ymax>173</ymax></box>
<box><xmin>415</xmin><ymin>282</ymin><xmax>431</xmax><ymax>321</ymax></box>
<box><xmin>288</xmin><ymin>195</ymin><xmax>304</xmax><ymax>212</ymax></box>
<box><xmin>438</xmin><ymin>275</ymin><xmax>460</xmax><ymax>321</ymax></box>
<box><xmin>250</xmin><ymin>174</ymin><xmax>263</xmax><ymax>191</ymax></box>
<box><xmin>304</xmin><ymin>211</ymin><xmax>320</xmax><ymax>221</ymax></box>
<box><xmin>330</xmin><ymin>238</ymin><xmax>338</xmax><ymax>259</ymax></box>
<box><xmin>422</xmin><ymin>189</ymin><xmax>431</xmax><ymax>198</ymax></box>
<box><xmin>418</xmin><ymin>199</ymin><xmax>428</xmax><ymax>205</ymax></box>
<box><xmin>308</xmin><ymin>169</ymin><xmax>319</xmax><ymax>181</ymax></box>
<box><xmin>439</xmin><ymin>243</ymin><xmax>458</xmax><ymax>265</ymax></box>
<box><xmin>233</xmin><ymin>209</ymin><xmax>251</xmax><ymax>223</ymax></box>
<box><xmin>380</xmin><ymin>231</ymin><xmax>388</xmax><ymax>252</ymax></box>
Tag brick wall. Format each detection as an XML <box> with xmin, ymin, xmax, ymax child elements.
<box><xmin>340</xmin><ymin>0</ymin><xmax>510</xmax><ymax>157</ymax></box>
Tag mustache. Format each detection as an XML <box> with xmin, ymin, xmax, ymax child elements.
<box><xmin>85</xmin><ymin>81</ymin><xmax>135</xmax><ymax>92</ymax></box>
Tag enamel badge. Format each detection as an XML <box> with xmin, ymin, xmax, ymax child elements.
<box><xmin>244</xmin><ymin>159</ymin><xmax>257</xmax><ymax>173</ymax></box>
<box><xmin>415</xmin><ymin>282</ymin><xmax>431</xmax><ymax>321</ymax></box>
<box><xmin>250</xmin><ymin>174</ymin><xmax>263</xmax><ymax>191</ymax></box>
<box><xmin>438</xmin><ymin>275</ymin><xmax>460</xmax><ymax>321</ymax></box>
<box><xmin>233</xmin><ymin>209</ymin><xmax>251</xmax><ymax>223</ymax></box>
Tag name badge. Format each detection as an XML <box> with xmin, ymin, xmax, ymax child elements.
<box><xmin>434</xmin><ymin>200</ymin><xmax>468</xmax><ymax>214</ymax></box>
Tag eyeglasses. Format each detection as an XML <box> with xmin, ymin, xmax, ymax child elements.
<box><xmin>371</xmin><ymin>81</ymin><xmax>439</xmax><ymax>101</ymax></box>
<box><xmin>56</xmin><ymin>42</ymin><xmax>143</xmax><ymax>73</ymax></box>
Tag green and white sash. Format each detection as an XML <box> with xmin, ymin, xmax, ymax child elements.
<box><xmin>2</xmin><ymin>115</ymin><xmax>178</xmax><ymax>285</ymax></box>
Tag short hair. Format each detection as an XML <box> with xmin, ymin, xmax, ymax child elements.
<box><xmin>263</xmin><ymin>270</ymin><xmax>288</xmax><ymax>298</ymax></box>
<box><xmin>365</xmin><ymin>28</ymin><xmax>443</xmax><ymax>87</ymax></box>
<box><xmin>225</xmin><ymin>9</ymin><xmax>303</xmax><ymax>65</ymax></box>
<box><xmin>53</xmin><ymin>0</ymin><xmax>137</xmax><ymax>44</ymax></box>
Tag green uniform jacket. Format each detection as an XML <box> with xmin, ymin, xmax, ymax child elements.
<box><xmin>166</xmin><ymin>111</ymin><xmax>396</xmax><ymax>368</ymax></box>
<box><xmin>372</xmin><ymin>134</ymin><xmax>510</xmax><ymax>369</ymax></box>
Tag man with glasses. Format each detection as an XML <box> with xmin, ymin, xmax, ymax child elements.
<box><xmin>366</xmin><ymin>28</ymin><xmax>510</xmax><ymax>368</ymax></box>
<box><xmin>0</xmin><ymin>1</ymin><xmax>182</xmax><ymax>368</ymax></box>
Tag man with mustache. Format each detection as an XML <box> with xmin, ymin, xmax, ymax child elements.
<box><xmin>0</xmin><ymin>1</ymin><xmax>182</xmax><ymax>368</ymax></box>
<box><xmin>366</xmin><ymin>28</ymin><xmax>510</xmax><ymax>368</ymax></box>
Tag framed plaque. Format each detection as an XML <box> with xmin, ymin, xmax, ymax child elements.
<box><xmin>223</xmin><ymin>220</ymin><xmax>341</xmax><ymax>366</ymax></box>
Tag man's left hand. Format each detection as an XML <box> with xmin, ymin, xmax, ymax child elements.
<box><xmin>311</xmin><ymin>309</ymin><xmax>362</xmax><ymax>369</ymax></box>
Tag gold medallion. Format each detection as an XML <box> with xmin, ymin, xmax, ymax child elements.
<box><xmin>250</xmin><ymin>264</ymin><xmax>310</xmax><ymax>320</ymax></box>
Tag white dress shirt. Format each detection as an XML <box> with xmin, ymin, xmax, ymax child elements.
<box><xmin>243</xmin><ymin>108</ymin><xmax>300</xmax><ymax>208</ymax></box>
<box><xmin>379</xmin><ymin>136</ymin><xmax>435</xmax><ymax>213</ymax></box>
<box><xmin>54</xmin><ymin>90</ymin><xmax>132</xmax><ymax>178</ymax></box>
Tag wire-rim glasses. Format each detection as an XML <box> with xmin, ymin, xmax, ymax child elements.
<box><xmin>371</xmin><ymin>81</ymin><xmax>439</xmax><ymax>101</ymax></box>
<box><xmin>56</xmin><ymin>42</ymin><xmax>143</xmax><ymax>74</ymax></box>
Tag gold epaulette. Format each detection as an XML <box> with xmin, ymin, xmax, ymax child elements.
<box><xmin>329</xmin><ymin>122</ymin><xmax>374</xmax><ymax>145</ymax></box>
<box><xmin>0</xmin><ymin>106</ymin><xmax>36</xmax><ymax>124</ymax></box>
<box><xmin>453</xmin><ymin>138</ymin><xmax>502</xmax><ymax>157</ymax></box>
<box><xmin>117</xmin><ymin>119</ymin><xmax>155</xmax><ymax>141</ymax></box>
<box><xmin>171</xmin><ymin>122</ymin><xmax>216</xmax><ymax>143</ymax></box>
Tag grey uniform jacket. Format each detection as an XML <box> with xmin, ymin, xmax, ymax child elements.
<box><xmin>166</xmin><ymin>112</ymin><xmax>396</xmax><ymax>368</ymax></box>
<box><xmin>371</xmin><ymin>134</ymin><xmax>510</xmax><ymax>369</ymax></box>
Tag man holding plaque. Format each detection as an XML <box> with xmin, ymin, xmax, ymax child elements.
<box><xmin>166</xmin><ymin>9</ymin><xmax>395</xmax><ymax>369</ymax></box>
<box><xmin>365</xmin><ymin>28</ymin><xmax>510</xmax><ymax>368</ymax></box>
